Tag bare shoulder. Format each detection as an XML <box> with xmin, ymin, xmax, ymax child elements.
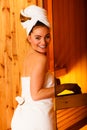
<box><xmin>33</xmin><ymin>53</ymin><xmax>47</xmax><ymax>71</ymax></box>
<box><xmin>22</xmin><ymin>52</ymin><xmax>47</xmax><ymax>76</ymax></box>
<box><xmin>35</xmin><ymin>53</ymin><xmax>47</xmax><ymax>64</ymax></box>
<box><xmin>31</xmin><ymin>53</ymin><xmax>47</xmax><ymax>81</ymax></box>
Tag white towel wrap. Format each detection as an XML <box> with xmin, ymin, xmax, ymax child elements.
<box><xmin>20</xmin><ymin>5</ymin><xmax>50</xmax><ymax>35</ymax></box>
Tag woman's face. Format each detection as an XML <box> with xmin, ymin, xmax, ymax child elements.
<box><xmin>27</xmin><ymin>26</ymin><xmax>51</xmax><ymax>54</ymax></box>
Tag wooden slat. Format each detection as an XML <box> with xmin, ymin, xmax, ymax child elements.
<box><xmin>56</xmin><ymin>105</ymin><xmax>87</xmax><ymax>129</ymax></box>
<box><xmin>55</xmin><ymin>93</ymin><xmax>87</xmax><ymax>110</ymax></box>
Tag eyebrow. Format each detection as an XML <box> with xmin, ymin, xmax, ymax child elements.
<box><xmin>35</xmin><ymin>33</ymin><xmax>50</xmax><ymax>36</ymax></box>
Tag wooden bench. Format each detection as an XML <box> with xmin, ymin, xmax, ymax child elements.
<box><xmin>54</xmin><ymin>84</ymin><xmax>87</xmax><ymax>130</ymax></box>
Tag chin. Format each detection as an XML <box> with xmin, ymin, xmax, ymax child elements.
<box><xmin>41</xmin><ymin>50</ymin><xmax>47</xmax><ymax>54</ymax></box>
<box><xmin>38</xmin><ymin>49</ymin><xmax>47</xmax><ymax>54</ymax></box>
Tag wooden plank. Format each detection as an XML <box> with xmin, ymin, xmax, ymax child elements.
<box><xmin>57</xmin><ymin>106</ymin><xmax>87</xmax><ymax>129</ymax></box>
<box><xmin>55</xmin><ymin>93</ymin><xmax>87</xmax><ymax>110</ymax></box>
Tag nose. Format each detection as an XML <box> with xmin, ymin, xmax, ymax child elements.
<box><xmin>41</xmin><ymin>38</ymin><xmax>47</xmax><ymax>45</ymax></box>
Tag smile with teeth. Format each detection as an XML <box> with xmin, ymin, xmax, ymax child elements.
<box><xmin>38</xmin><ymin>45</ymin><xmax>47</xmax><ymax>49</ymax></box>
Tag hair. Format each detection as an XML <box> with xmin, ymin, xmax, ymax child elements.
<box><xmin>20</xmin><ymin>14</ymin><xmax>49</xmax><ymax>35</ymax></box>
<box><xmin>20</xmin><ymin>13</ymin><xmax>31</xmax><ymax>22</ymax></box>
<box><xmin>29</xmin><ymin>21</ymin><xmax>49</xmax><ymax>35</ymax></box>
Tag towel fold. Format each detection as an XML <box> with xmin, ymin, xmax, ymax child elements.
<box><xmin>20</xmin><ymin>5</ymin><xmax>50</xmax><ymax>35</ymax></box>
<box><xmin>15</xmin><ymin>96</ymin><xmax>25</xmax><ymax>105</ymax></box>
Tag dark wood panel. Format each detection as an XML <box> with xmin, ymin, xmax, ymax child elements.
<box><xmin>52</xmin><ymin>0</ymin><xmax>87</xmax><ymax>72</ymax></box>
<box><xmin>55</xmin><ymin>93</ymin><xmax>87</xmax><ymax>110</ymax></box>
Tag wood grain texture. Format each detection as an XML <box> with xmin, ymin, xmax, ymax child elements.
<box><xmin>0</xmin><ymin>0</ymin><xmax>43</xmax><ymax>130</ymax></box>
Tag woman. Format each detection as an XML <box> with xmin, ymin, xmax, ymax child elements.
<box><xmin>11</xmin><ymin>5</ymin><xmax>55</xmax><ymax>130</ymax></box>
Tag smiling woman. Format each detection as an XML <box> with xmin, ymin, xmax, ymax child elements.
<box><xmin>11</xmin><ymin>5</ymin><xmax>55</xmax><ymax>130</ymax></box>
<box><xmin>27</xmin><ymin>23</ymin><xmax>51</xmax><ymax>54</ymax></box>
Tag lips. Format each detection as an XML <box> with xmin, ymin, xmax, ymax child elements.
<box><xmin>38</xmin><ymin>45</ymin><xmax>47</xmax><ymax>49</ymax></box>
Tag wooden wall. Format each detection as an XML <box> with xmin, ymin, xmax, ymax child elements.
<box><xmin>0</xmin><ymin>0</ymin><xmax>43</xmax><ymax>130</ymax></box>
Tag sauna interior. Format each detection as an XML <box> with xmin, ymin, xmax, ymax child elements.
<box><xmin>0</xmin><ymin>0</ymin><xmax>87</xmax><ymax>130</ymax></box>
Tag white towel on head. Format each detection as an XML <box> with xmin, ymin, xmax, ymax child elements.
<box><xmin>20</xmin><ymin>5</ymin><xmax>50</xmax><ymax>35</ymax></box>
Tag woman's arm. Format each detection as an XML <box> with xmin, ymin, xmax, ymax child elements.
<box><xmin>30</xmin><ymin>55</ymin><xmax>54</xmax><ymax>101</ymax></box>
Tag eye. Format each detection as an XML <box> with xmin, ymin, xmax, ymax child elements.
<box><xmin>35</xmin><ymin>36</ymin><xmax>41</xmax><ymax>40</ymax></box>
<box><xmin>45</xmin><ymin>34</ymin><xmax>50</xmax><ymax>40</ymax></box>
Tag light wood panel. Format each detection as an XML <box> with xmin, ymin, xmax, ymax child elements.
<box><xmin>0</xmin><ymin>0</ymin><xmax>43</xmax><ymax>130</ymax></box>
